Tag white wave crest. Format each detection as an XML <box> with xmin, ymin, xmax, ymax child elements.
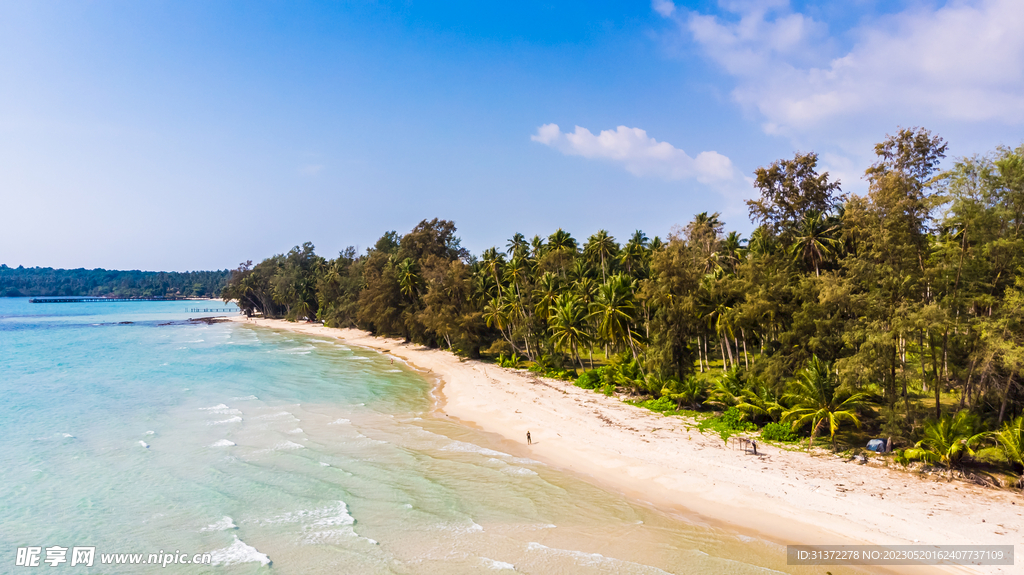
<box><xmin>138</xmin><ymin>440</ymin><xmax>150</xmax><ymax>448</ymax></box>
<box><xmin>210</xmin><ymin>439</ymin><xmax>236</xmax><ymax>447</ymax></box>
<box><xmin>275</xmin><ymin>441</ymin><xmax>304</xmax><ymax>450</ymax></box>
<box><xmin>482</xmin><ymin>558</ymin><xmax>516</xmax><ymax>570</ymax></box>
<box><xmin>502</xmin><ymin>466</ymin><xmax>538</xmax><ymax>477</ymax></box>
<box><xmin>525</xmin><ymin>542</ymin><xmax>672</xmax><ymax>573</ymax></box>
<box><xmin>209</xmin><ymin>416</ymin><xmax>242</xmax><ymax>425</ymax></box>
<box><xmin>442</xmin><ymin>440</ymin><xmax>511</xmax><ymax>459</ymax></box>
<box><xmin>199</xmin><ymin>404</ymin><xmax>230</xmax><ymax>411</ymax></box>
<box><xmin>327</xmin><ymin>418</ymin><xmax>350</xmax><ymax>425</ymax></box>
<box><xmin>200</xmin><ymin>516</ymin><xmax>237</xmax><ymax>532</ymax></box>
<box><xmin>209</xmin><ymin>536</ymin><xmax>271</xmax><ymax>566</ymax></box>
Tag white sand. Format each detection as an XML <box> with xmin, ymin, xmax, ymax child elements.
<box><xmin>227</xmin><ymin>316</ymin><xmax>1023</xmax><ymax>574</ymax></box>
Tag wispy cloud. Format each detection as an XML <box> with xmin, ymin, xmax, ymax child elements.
<box><xmin>531</xmin><ymin>123</ymin><xmax>735</xmax><ymax>184</ymax></box>
<box><xmin>658</xmin><ymin>0</ymin><xmax>1024</xmax><ymax>135</ymax></box>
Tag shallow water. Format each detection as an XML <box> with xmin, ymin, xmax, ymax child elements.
<box><xmin>0</xmin><ymin>298</ymin><xmax>858</xmax><ymax>574</ymax></box>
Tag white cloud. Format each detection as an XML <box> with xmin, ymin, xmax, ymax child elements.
<box><xmin>669</xmin><ymin>0</ymin><xmax>1024</xmax><ymax>135</ymax></box>
<box><xmin>531</xmin><ymin>123</ymin><xmax>736</xmax><ymax>184</ymax></box>
<box><xmin>651</xmin><ymin>0</ymin><xmax>676</xmax><ymax>18</ymax></box>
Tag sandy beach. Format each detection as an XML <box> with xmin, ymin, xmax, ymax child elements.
<box><xmin>224</xmin><ymin>316</ymin><xmax>1022</xmax><ymax>574</ymax></box>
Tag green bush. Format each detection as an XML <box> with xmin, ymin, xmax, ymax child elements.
<box><xmin>697</xmin><ymin>407</ymin><xmax>756</xmax><ymax>444</ymax></box>
<box><xmin>575</xmin><ymin>368</ymin><xmax>604</xmax><ymax>390</ymax></box>
<box><xmin>760</xmin><ymin>422</ymin><xmax>797</xmax><ymax>442</ymax></box>
<box><xmin>631</xmin><ymin>396</ymin><xmax>677</xmax><ymax>413</ymax></box>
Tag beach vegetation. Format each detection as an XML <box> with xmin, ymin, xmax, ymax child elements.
<box><xmin>904</xmin><ymin>411</ymin><xmax>990</xmax><ymax>478</ymax></box>
<box><xmin>221</xmin><ymin>133</ymin><xmax>1024</xmax><ymax>486</ymax></box>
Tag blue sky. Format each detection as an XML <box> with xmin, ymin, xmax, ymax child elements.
<box><xmin>2</xmin><ymin>1</ymin><xmax>1022</xmax><ymax>271</ymax></box>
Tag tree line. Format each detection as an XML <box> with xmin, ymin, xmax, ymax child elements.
<box><xmin>222</xmin><ymin>128</ymin><xmax>1024</xmax><ymax>482</ymax></box>
<box><xmin>0</xmin><ymin>265</ymin><xmax>230</xmax><ymax>298</ymax></box>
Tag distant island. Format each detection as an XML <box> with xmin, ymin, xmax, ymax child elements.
<box><xmin>0</xmin><ymin>265</ymin><xmax>229</xmax><ymax>299</ymax></box>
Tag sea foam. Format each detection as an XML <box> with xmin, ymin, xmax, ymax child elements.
<box><xmin>209</xmin><ymin>416</ymin><xmax>242</xmax><ymax>425</ymax></box>
<box><xmin>209</xmin><ymin>536</ymin><xmax>271</xmax><ymax>566</ymax></box>
<box><xmin>210</xmin><ymin>439</ymin><xmax>236</xmax><ymax>447</ymax></box>
<box><xmin>200</xmin><ymin>516</ymin><xmax>237</xmax><ymax>532</ymax></box>
<box><xmin>482</xmin><ymin>558</ymin><xmax>516</xmax><ymax>570</ymax></box>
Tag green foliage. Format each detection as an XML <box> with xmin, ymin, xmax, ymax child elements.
<box><xmin>697</xmin><ymin>407</ymin><xmax>756</xmax><ymax>444</ymax></box>
<box><xmin>497</xmin><ymin>352</ymin><xmax>521</xmax><ymax>368</ymax></box>
<box><xmin>761</xmin><ymin>422</ymin><xmax>798</xmax><ymax>442</ymax></box>
<box><xmin>1</xmin><ymin>265</ymin><xmax>229</xmax><ymax>298</ymax></box>
<box><xmin>575</xmin><ymin>368</ymin><xmax>603</xmax><ymax>390</ymax></box>
<box><xmin>904</xmin><ymin>411</ymin><xmax>990</xmax><ymax>475</ymax></box>
<box><xmin>782</xmin><ymin>355</ymin><xmax>867</xmax><ymax>450</ymax></box>
<box><xmin>218</xmin><ymin>137</ymin><xmax>1024</xmax><ymax>478</ymax></box>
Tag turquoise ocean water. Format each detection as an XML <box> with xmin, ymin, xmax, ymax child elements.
<box><xmin>0</xmin><ymin>298</ymin><xmax>846</xmax><ymax>574</ymax></box>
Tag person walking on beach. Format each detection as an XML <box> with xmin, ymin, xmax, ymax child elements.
<box><xmin>526</xmin><ymin>431</ymin><xmax>532</xmax><ymax>445</ymax></box>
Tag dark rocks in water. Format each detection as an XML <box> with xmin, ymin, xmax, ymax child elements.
<box><xmin>189</xmin><ymin>317</ymin><xmax>228</xmax><ymax>324</ymax></box>
<box><xmin>118</xmin><ymin>321</ymin><xmax>133</xmax><ymax>325</ymax></box>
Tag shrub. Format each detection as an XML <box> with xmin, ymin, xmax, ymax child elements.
<box><xmin>575</xmin><ymin>368</ymin><xmax>604</xmax><ymax>390</ymax></box>
<box><xmin>631</xmin><ymin>396</ymin><xmax>677</xmax><ymax>414</ymax></box>
<box><xmin>760</xmin><ymin>422</ymin><xmax>797</xmax><ymax>442</ymax></box>
<box><xmin>697</xmin><ymin>407</ymin><xmax>756</xmax><ymax>445</ymax></box>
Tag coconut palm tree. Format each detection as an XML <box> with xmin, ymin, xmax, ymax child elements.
<box><xmin>481</xmin><ymin>247</ymin><xmax>505</xmax><ymax>287</ymax></box>
<box><xmin>506</xmin><ymin>232</ymin><xmax>528</xmax><ymax>258</ymax></box>
<box><xmin>782</xmin><ymin>355</ymin><xmax>868</xmax><ymax>451</ymax></box>
<box><xmin>293</xmin><ymin>299</ymin><xmax>312</xmax><ymax>322</ymax></box>
<box><xmin>790</xmin><ymin>210</ymin><xmax>841</xmax><ymax>276</ymax></box>
<box><xmin>396</xmin><ymin>258</ymin><xmax>421</xmax><ymax>300</ymax></box>
<box><xmin>661</xmin><ymin>376</ymin><xmax>709</xmax><ymax>410</ymax></box>
<box><xmin>547</xmin><ymin>229</ymin><xmax>577</xmax><ymax>254</ymax></box>
<box><xmin>585</xmin><ymin>230</ymin><xmax>618</xmax><ymax>282</ymax></box>
<box><xmin>549</xmin><ymin>294</ymin><xmax>590</xmax><ymax>369</ymax></box>
<box><xmin>997</xmin><ymin>416</ymin><xmax>1024</xmax><ymax>488</ymax></box>
<box><xmin>533</xmin><ymin>272</ymin><xmax>561</xmax><ymax>321</ymax></box>
<box><xmin>590</xmin><ymin>274</ymin><xmax>643</xmax><ymax>369</ymax></box>
<box><xmin>530</xmin><ymin>235</ymin><xmax>546</xmax><ymax>258</ymax></box>
<box><xmin>905</xmin><ymin>411</ymin><xmax>990</xmax><ymax>478</ymax></box>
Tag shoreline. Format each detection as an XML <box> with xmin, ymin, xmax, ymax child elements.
<box><xmin>224</xmin><ymin>316</ymin><xmax>1020</xmax><ymax>574</ymax></box>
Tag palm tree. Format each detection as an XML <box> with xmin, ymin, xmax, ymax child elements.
<box><xmin>719</xmin><ymin>231</ymin><xmax>746</xmax><ymax>274</ymax></box>
<box><xmin>533</xmin><ymin>271</ymin><xmax>561</xmax><ymax>321</ymax></box>
<box><xmin>506</xmin><ymin>232</ymin><xmax>528</xmax><ymax>257</ymax></box>
<box><xmin>661</xmin><ymin>376</ymin><xmax>709</xmax><ymax>410</ymax></box>
<box><xmin>547</xmin><ymin>229</ymin><xmax>577</xmax><ymax>254</ymax></box>
<box><xmin>905</xmin><ymin>411</ymin><xmax>990</xmax><ymax>478</ymax></box>
<box><xmin>530</xmin><ymin>235</ymin><xmax>546</xmax><ymax>258</ymax></box>
<box><xmin>567</xmin><ymin>258</ymin><xmax>592</xmax><ymax>283</ymax></box>
<box><xmin>590</xmin><ymin>274</ymin><xmax>643</xmax><ymax>369</ymax></box>
<box><xmin>294</xmin><ymin>299</ymin><xmax>312</xmax><ymax>321</ymax></box>
<box><xmin>782</xmin><ymin>355</ymin><xmax>868</xmax><ymax>451</ymax></box>
<box><xmin>790</xmin><ymin>210</ymin><xmax>841</xmax><ymax>276</ymax></box>
<box><xmin>481</xmin><ymin>247</ymin><xmax>505</xmax><ymax>286</ymax></box>
<box><xmin>707</xmin><ymin>367</ymin><xmax>745</xmax><ymax>409</ymax></box>
<box><xmin>585</xmin><ymin>230</ymin><xmax>618</xmax><ymax>282</ymax></box>
<box><xmin>549</xmin><ymin>294</ymin><xmax>590</xmax><ymax>369</ymax></box>
<box><xmin>997</xmin><ymin>416</ymin><xmax>1024</xmax><ymax>488</ymax></box>
<box><xmin>572</xmin><ymin>276</ymin><xmax>599</xmax><ymax>305</ymax></box>
<box><xmin>396</xmin><ymin>258</ymin><xmax>421</xmax><ymax>301</ymax></box>
<box><xmin>619</xmin><ymin>236</ymin><xmax>649</xmax><ymax>279</ymax></box>
<box><xmin>503</xmin><ymin>255</ymin><xmax>529</xmax><ymax>299</ymax></box>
